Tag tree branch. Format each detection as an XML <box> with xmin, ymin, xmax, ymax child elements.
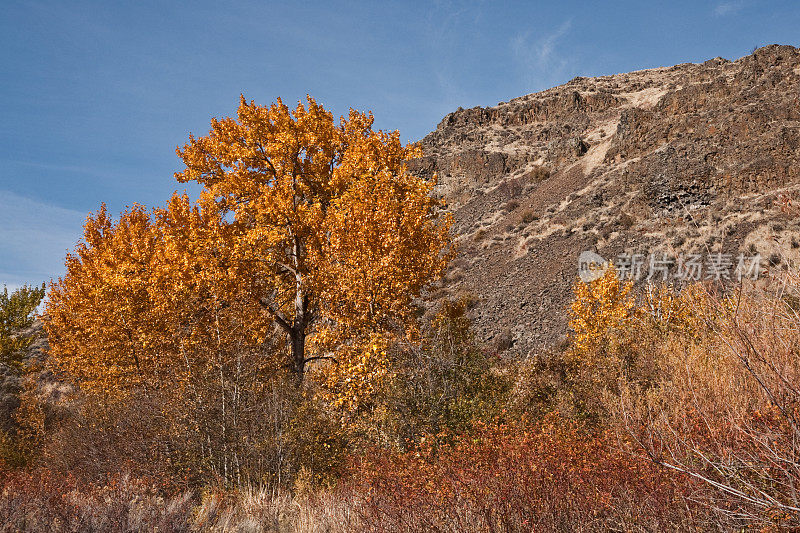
<box><xmin>303</xmin><ymin>355</ymin><xmax>338</xmax><ymax>365</ymax></box>
<box><xmin>259</xmin><ymin>298</ymin><xmax>291</xmax><ymax>333</ymax></box>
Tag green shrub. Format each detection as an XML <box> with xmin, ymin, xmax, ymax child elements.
<box><xmin>381</xmin><ymin>297</ymin><xmax>512</xmax><ymax>445</ymax></box>
<box><xmin>0</xmin><ymin>283</ymin><xmax>45</xmax><ymax>371</ymax></box>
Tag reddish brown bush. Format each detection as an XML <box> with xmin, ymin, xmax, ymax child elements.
<box><xmin>338</xmin><ymin>416</ymin><xmax>708</xmax><ymax>532</ymax></box>
<box><xmin>0</xmin><ymin>468</ymin><xmax>192</xmax><ymax>532</ymax></box>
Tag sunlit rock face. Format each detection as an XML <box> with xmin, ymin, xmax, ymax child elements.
<box><xmin>410</xmin><ymin>45</ymin><xmax>800</xmax><ymax>355</ymax></box>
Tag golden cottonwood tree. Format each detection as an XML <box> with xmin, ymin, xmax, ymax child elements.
<box><xmin>48</xmin><ymin>96</ymin><xmax>450</xmax><ymax>395</ymax></box>
<box><xmin>44</xmin><ymin>96</ymin><xmax>450</xmax><ymax>482</ymax></box>
<box><xmin>46</xmin><ymin>204</ymin><xmax>162</xmax><ymax>392</ymax></box>
<box><xmin>174</xmin><ymin>96</ymin><xmax>452</xmax><ymax>384</ymax></box>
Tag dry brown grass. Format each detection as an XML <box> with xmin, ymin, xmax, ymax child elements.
<box><xmin>0</xmin><ymin>470</ymin><xmax>362</xmax><ymax>532</ymax></box>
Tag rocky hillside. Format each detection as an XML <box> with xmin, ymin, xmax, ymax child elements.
<box><xmin>410</xmin><ymin>44</ymin><xmax>800</xmax><ymax>356</ymax></box>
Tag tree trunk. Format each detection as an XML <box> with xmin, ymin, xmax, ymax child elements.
<box><xmin>290</xmin><ymin>325</ymin><xmax>305</xmax><ymax>384</ymax></box>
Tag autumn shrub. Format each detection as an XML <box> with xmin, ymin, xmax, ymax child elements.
<box><xmin>525</xmin><ymin>165</ymin><xmax>550</xmax><ymax>184</ymax></box>
<box><xmin>559</xmin><ymin>268</ymin><xmax>644</xmax><ymax>422</ymax></box>
<box><xmin>41</xmin><ymin>389</ymin><xmax>184</xmax><ymax>486</ymax></box>
<box><xmin>557</xmin><ymin>268</ymin><xmax>721</xmax><ymax>423</ymax></box>
<box><xmin>0</xmin><ymin>469</ymin><xmax>194</xmax><ymax>532</ymax></box>
<box><xmin>493</xmin><ymin>326</ymin><xmax>514</xmax><ymax>352</ymax></box>
<box><xmin>0</xmin><ymin>433</ymin><xmax>28</xmax><ymax>470</ymax></box>
<box><xmin>504</xmin><ymin>279</ymin><xmax>692</xmax><ymax>425</ymax></box>
<box><xmin>285</xmin><ymin>395</ymin><xmax>350</xmax><ymax>492</ymax></box>
<box><xmin>520</xmin><ymin>209</ymin><xmax>536</xmax><ymax>224</ymax></box>
<box><xmin>561</xmin><ymin>264</ymin><xmax>800</xmax><ymax>528</ymax></box>
<box><xmin>339</xmin><ymin>415</ymin><xmax>706</xmax><ymax>532</ymax></box>
<box><xmin>617</xmin><ymin>212</ymin><xmax>636</xmax><ymax>229</ymax></box>
<box><xmin>37</xmin><ymin>368</ymin><xmax>353</xmax><ymax>494</ymax></box>
<box><xmin>505</xmin><ymin>350</ymin><xmax>566</xmax><ymax>420</ymax></box>
<box><xmin>619</xmin><ymin>273</ymin><xmax>800</xmax><ymax>529</ymax></box>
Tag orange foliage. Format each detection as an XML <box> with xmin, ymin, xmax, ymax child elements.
<box><xmin>342</xmin><ymin>415</ymin><xmax>701</xmax><ymax>531</ymax></box>
<box><xmin>46</xmin><ymin>96</ymin><xmax>452</xmax><ymax>419</ymax></box>
<box><xmin>45</xmin><ymin>197</ymin><xmax>271</xmax><ymax>395</ymax></box>
<box><xmin>174</xmin><ymin>96</ymin><xmax>453</xmax><ymax>387</ymax></box>
<box><xmin>567</xmin><ymin>267</ymin><xmax>635</xmax><ymax>365</ymax></box>
<box><xmin>42</xmin><ymin>96</ymin><xmax>453</xmax><ymax>486</ymax></box>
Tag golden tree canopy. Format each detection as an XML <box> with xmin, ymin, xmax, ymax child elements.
<box><xmin>175</xmin><ymin>96</ymin><xmax>452</xmax><ymax>381</ymax></box>
<box><xmin>47</xmin><ymin>96</ymin><xmax>452</xmax><ymax>398</ymax></box>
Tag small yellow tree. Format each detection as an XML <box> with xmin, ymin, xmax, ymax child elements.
<box><xmin>565</xmin><ymin>267</ymin><xmax>638</xmax><ymax>413</ymax></box>
<box><xmin>568</xmin><ymin>267</ymin><xmax>635</xmax><ymax>362</ymax></box>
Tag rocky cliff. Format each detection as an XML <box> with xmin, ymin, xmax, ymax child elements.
<box><xmin>410</xmin><ymin>44</ymin><xmax>800</xmax><ymax>355</ymax></box>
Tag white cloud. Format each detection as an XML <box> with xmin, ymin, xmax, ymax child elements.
<box><xmin>511</xmin><ymin>19</ymin><xmax>574</xmax><ymax>89</ymax></box>
<box><xmin>714</xmin><ymin>1</ymin><xmax>744</xmax><ymax>16</ymax></box>
<box><xmin>421</xmin><ymin>1</ymin><xmax>479</xmax><ymax>111</ymax></box>
<box><xmin>0</xmin><ymin>191</ymin><xmax>87</xmax><ymax>286</ymax></box>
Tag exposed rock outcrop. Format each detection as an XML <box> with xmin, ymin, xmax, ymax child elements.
<box><xmin>411</xmin><ymin>45</ymin><xmax>800</xmax><ymax>355</ymax></box>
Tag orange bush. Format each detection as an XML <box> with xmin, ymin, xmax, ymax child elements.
<box><xmin>339</xmin><ymin>415</ymin><xmax>707</xmax><ymax>532</ymax></box>
<box><xmin>621</xmin><ymin>275</ymin><xmax>800</xmax><ymax>529</ymax></box>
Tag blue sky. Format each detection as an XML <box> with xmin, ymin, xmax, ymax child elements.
<box><xmin>2</xmin><ymin>0</ymin><xmax>799</xmax><ymax>289</ymax></box>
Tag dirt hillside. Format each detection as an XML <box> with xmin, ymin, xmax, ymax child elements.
<box><xmin>410</xmin><ymin>44</ymin><xmax>800</xmax><ymax>355</ymax></box>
